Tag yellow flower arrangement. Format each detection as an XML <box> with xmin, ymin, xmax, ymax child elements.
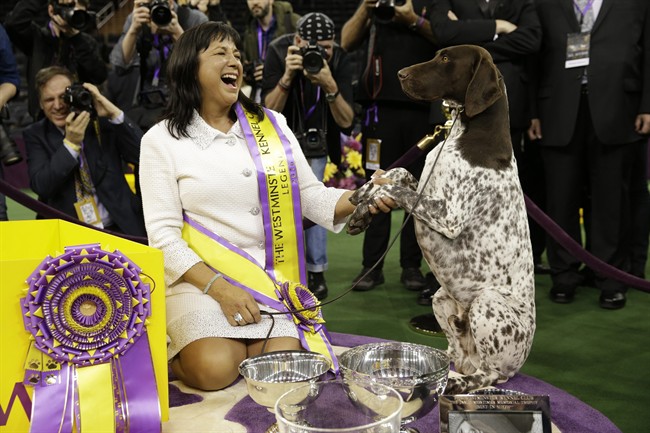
<box><xmin>324</xmin><ymin>133</ymin><xmax>367</xmax><ymax>190</ymax></box>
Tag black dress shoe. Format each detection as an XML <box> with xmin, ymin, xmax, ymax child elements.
<box><xmin>534</xmin><ymin>263</ymin><xmax>551</xmax><ymax>275</ymax></box>
<box><xmin>352</xmin><ymin>267</ymin><xmax>384</xmax><ymax>291</ymax></box>
<box><xmin>417</xmin><ymin>287</ymin><xmax>437</xmax><ymax>305</ymax></box>
<box><xmin>400</xmin><ymin>267</ymin><xmax>426</xmax><ymax>291</ymax></box>
<box><xmin>417</xmin><ymin>272</ymin><xmax>441</xmax><ymax>305</ymax></box>
<box><xmin>549</xmin><ymin>284</ymin><xmax>576</xmax><ymax>304</ymax></box>
<box><xmin>308</xmin><ymin>272</ymin><xmax>328</xmax><ymax>301</ymax></box>
<box><xmin>599</xmin><ymin>292</ymin><xmax>626</xmax><ymax>310</ymax></box>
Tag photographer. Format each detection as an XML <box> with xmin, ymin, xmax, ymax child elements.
<box><xmin>341</xmin><ymin>0</ymin><xmax>437</xmax><ymax>294</ymax></box>
<box><xmin>241</xmin><ymin>0</ymin><xmax>300</xmax><ymax>102</ymax></box>
<box><xmin>23</xmin><ymin>66</ymin><xmax>146</xmax><ymax>237</ymax></box>
<box><xmin>108</xmin><ymin>0</ymin><xmax>207</xmax><ymax>131</ymax></box>
<box><xmin>0</xmin><ymin>24</ymin><xmax>20</xmax><ymax>221</ymax></box>
<box><xmin>262</xmin><ymin>12</ymin><xmax>355</xmax><ymax>300</ymax></box>
<box><xmin>5</xmin><ymin>0</ymin><xmax>106</xmax><ymax>122</ymax></box>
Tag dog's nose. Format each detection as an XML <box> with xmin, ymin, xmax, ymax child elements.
<box><xmin>397</xmin><ymin>68</ymin><xmax>409</xmax><ymax>80</ymax></box>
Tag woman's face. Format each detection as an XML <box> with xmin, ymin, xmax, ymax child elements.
<box><xmin>197</xmin><ymin>36</ymin><xmax>243</xmax><ymax>110</ymax></box>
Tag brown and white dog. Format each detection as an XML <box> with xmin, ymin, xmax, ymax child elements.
<box><xmin>347</xmin><ymin>45</ymin><xmax>536</xmax><ymax>394</ymax></box>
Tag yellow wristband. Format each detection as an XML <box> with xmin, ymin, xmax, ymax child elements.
<box><xmin>63</xmin><ymin>138</ymin><xmax>81</xmax><ymax>152</ymax></box>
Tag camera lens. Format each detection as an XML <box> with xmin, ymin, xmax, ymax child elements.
<box><xmin>150</xmin><ymin>0</ymin><xmax>172</xmax><ymax>26</ymax></box>
<box><xmin>68</xmin><ymin>10</ymin><xmax>91</xmax><ymax>30</ymax></box>
<box><xmin>0</xmin><ymin>124</ymin><xmax>22</xmax><ymax>166</ymax></box>
<box><xmin>374</xmin><ymin>0</ymin><xmax>396</xmax><ymax>23</ymax></box>
<box><xmin>64</xmin><ymin>84</ymin><xmax>96</xmax><ymax>117</ymax></box>
<box><xmin>303</xmin><ymin>52</ymin><xmax>323</xmax><ymax>74</ymax></box>
<box><xmin>54</xmin><ymin>4</ymin><xmax>93</xmax><ymax>30</ymax></box>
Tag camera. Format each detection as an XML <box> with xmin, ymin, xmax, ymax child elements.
<box><xmin>300</xmin><ymin>42</ymin><xmax>327</xmax><ymax>75</ymax></box>
<box><xmin>145</xmin><ymin>0</ymin><xmax>172</xmax><ymax>26</ymax></box>
<box><xmin>63</xmin><ymin>83</ymin><xmax>96</xmax><ymax>117</ymax></box>
<box><xmin>52</xmin><ymin>3</ymin><xmax>95</xmax><ymax>31</ymax></box>
<box><xmin>243</xmin><ymin>59</ymin><xmax>262</xmax><ymax>85</ymax></box>
<box><xmin>0</xmin><ymin>120</ymin><xmax>22</xmax><ymax>166</ymax></box>
<box><xmin>296</xmin><ymin>128</ymin><xmax>327</xmax><ymax>158</ymax></box>
<box><xmin>374</xmin><ymin>0</ymin><xmax>407</xmax><ymax>23</ymax></box>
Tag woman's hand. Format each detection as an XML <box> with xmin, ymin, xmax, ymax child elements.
<box><xmin>208</xmin><ymin>280</ymin><xmax>263</xmax><ymax>327</ymax></box>
<box><xmin>368</xmin><ymin>170</ymin><xmax>397</xmax><ymax>213</ymax></box>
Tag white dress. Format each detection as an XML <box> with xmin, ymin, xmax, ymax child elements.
<box><xmin>139</xmin><ymin>110</ymin><xmax>346</xmax><ymax>360</ymax></box>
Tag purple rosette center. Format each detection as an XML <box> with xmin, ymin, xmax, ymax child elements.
<box><xmin>21</xmin><ymin>244</ymin><xmax>152</xmax><ymax>366</ymax></box>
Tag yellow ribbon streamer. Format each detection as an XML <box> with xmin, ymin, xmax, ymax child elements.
<box><xmin>76</xmin><ymin>362</ymin><xmax>115</xmax><ymax>433</ymax></box>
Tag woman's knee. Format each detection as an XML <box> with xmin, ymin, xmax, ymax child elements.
<box><xmin>177</xmin><ymin>339</ymin><xmax>246</xmax><ymax>391</ymax></box>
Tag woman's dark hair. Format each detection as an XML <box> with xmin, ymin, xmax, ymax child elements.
<box><xmin>162</xmin><ymin>21</ymin><xmax>264</xmax><ymax>139</ymax></box>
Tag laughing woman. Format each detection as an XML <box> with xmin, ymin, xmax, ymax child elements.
<box><xmin>138</xmin><ymin>21</ymin><xmax>393</xmax><ymax>391</ymax></box>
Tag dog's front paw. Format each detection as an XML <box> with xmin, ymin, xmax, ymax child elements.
<box><xmin>346</xmin><ymin>200</ymin><xmax>374</xmax><ymax>235</ymax></box>
<box><xmin>348</xmin><ymin>181</ymin><xmax>376</xmax><ymax>206</ymax></box>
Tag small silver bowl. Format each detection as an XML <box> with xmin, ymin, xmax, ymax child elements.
<box><xmin>339</xmin><ymin>342</ymin><xmax>450</xmax><ymax>429</ymax></box>
<box><xmin>238</xmin><ymin>350</ymin><xmax>331</xmax><ymax>410</ymax></box>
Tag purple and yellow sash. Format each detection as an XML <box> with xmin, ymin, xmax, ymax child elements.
<box><xmin>180</xmin><ymin>104</ymin><xmax>337</xmax><ymax>370</ymax></box>
<box><xmin>20</xmin><ymin>244</ymin><xmax>160</xmax><ymax>433</ymax></box>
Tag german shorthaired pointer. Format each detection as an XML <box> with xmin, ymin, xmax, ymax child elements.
<box><xmin>347</xmin><ymin>45</ymin><xmax>536</xmax><ymax>394</ymax></box>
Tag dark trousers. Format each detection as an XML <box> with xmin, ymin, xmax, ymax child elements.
<box><xmin>512</xmin><ymin>129</ymin><xmax>547</xmax><ymax>262</ymax></box>
<box><xmin>360</xmin><ymin>103</ymin><xmax>433</xmax><ymax>269</ymax></box>
<box><xmin>630</xmin><ymin>140</ymin><xmax>650</xmax><ymax>277</ymax></box>
<box><xmin>541</xmin><ymin>92</ymin><xmax>637</xmax><ymax>293</ymax></box>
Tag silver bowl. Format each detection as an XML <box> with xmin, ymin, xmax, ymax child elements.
<box><xmin>338</xmin><ymin>342</ymin><xmax>449</xmax><ymax>431</ymax></box>
<box><xmin>239</xmin><ymin>350</ymin><xmax>331</xmax><ymax>410</ymax></box>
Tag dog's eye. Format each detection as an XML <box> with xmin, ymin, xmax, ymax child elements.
<box><xmin>441</xmin><ymin>55</ymin><xmax>450</xmax><ymax>63</ymax></box>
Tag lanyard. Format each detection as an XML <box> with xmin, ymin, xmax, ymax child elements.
<box><xmin>151</xmin><ymin>34</ymin><xmax>171</xmax><ymax>86</ymax></box>
<box><xmin>300</xmin><ymin>82</ymin><xmax>321</xmax><ymax>120</ymax></box>
<box><xmin>573</xmin><ymin>0</ymin><xmax>595</xmax><ymax>25</ymax></box>
<box><xmin>256</xmin><ymin>17</ymin><xmax>275</xmax><ymax>61</ymax></box>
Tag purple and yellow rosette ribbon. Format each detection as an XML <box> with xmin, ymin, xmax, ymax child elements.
<box><xmin>277</xmin><ymin>281</ymin><xmax>325</xmax><ymax>333</ymax></box>
<box><xmin>20</xmin><ymin>243</ymin><xmax>161</xmax><ymax>433</ymax></box>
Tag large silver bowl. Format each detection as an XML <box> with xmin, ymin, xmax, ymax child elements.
<box><xmin>239</xmin><ymin>350</ymin><xmax>331</xmax><ymax>410</ymax></box>
<box><xmin>338</xmin><ymin>342</ymin><xmax>449</xmax><ymax>430</ymax></box>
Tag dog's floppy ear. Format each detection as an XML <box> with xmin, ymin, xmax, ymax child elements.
<box><xmin>464</xmin><ymin>51</ymin><xmax>502</xmax><ymax>118</ymax></box>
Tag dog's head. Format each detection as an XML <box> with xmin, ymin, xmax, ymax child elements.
<box><xmin>398</xmin><ymin>45</ymin><xmax>503</xmax><ymax>118</ymax></box>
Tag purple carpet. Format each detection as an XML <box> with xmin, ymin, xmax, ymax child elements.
<box><xmin>168</xmin><ymin>332</ymin><xmax>621</xmax><ymax>433</ymax></box>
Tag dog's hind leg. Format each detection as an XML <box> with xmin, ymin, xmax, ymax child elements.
<box><xmin>469</xmin><ymin>289</ymin><xmax>535</xmax><ymax>381</ymax></box>
<box><xmin>443</xmin><ymin>289</ymin><xmax>535</xmax><ymax>394</ymax></box>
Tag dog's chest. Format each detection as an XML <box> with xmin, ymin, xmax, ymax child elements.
<box><xmin>415</xmin><ymin>135</ymin><xmax>533</xmax><ymax>298</ymax></box>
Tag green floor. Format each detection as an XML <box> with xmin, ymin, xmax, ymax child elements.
<box><xmin>5</xmin><ymin>200</ymin><xmax>649</xmax><ymax>432</ymax></box>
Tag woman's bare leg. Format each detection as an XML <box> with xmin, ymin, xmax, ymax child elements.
<box><xmin>247</xmin><ymin>337</ymin><xmax>302</xmax><ymax>357</ymax></box>
<box><xmin>171</xmin><ymin>337</ymin><xmax>247</xmax><ymax>391</ymax></box>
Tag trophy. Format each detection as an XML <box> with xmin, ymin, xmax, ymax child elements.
<box><xmin>339</xmin><ymin>342</ymin><xmax>450</xmax><ymax>433</ymax></box>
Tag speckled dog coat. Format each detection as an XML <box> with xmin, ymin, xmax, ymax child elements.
<box><xmin>347</xmin><ymin>45</ymin><xmax>536</xmax><ymax>394</ymax></box>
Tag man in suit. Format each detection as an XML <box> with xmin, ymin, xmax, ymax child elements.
<box><xmin>528</xmin><ymin>0</ymin><xmax>650</xmax><ymax>309</ymax></box>
<box><xmin>24</xmin><ymin>66</ymin><xmax>146</xmax><ymax>237</ymax></box>
<box><xmin>428</xmin><ymin>0</ymin><xmax>547</xmax><ymax>276</ymax></box>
